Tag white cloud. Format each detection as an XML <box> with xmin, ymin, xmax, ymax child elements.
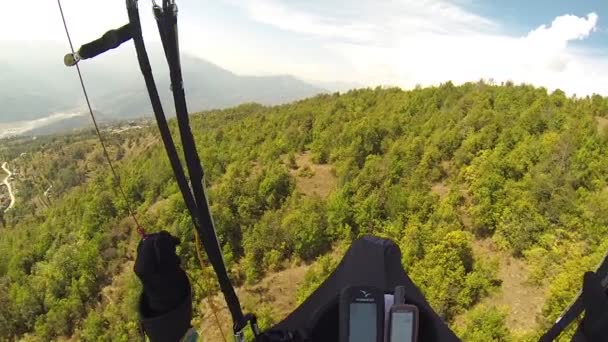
<box><xmin>237</xmin><ymin>0</ymin><xmax>495</xmax><ymax>42</ymax></box>
<box><xmin>527</xmin><ymin>13</ymin><xmax>598</xmax><ymax>47</ymax></box>
<box><xmin>235</xmin><ymin>0</ymin><xmax>606</xmax><ymax>95</ymax></box>
<box><xmin>2</xmin><ymin>0</ymin><xmax>606</xmax><ymax>96</ymax></box>
<box><xmin>239</xmin><ymin>0</ymin><xmax>376</xmax><ymax>42</ymax></box>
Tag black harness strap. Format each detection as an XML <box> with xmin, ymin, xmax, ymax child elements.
<box><xmin>125</xmin><ymin>0</ymin><xmax>251</xmax><ymax>337</ymax></box>
<box><xmin>153</xmin><ymin>1</ymin><xmax>250</xmax><ymax>334</ymax></box>
<box><xmin>125</xmin><ymin>0</ymin><xmax>198</xmax><ymax>218</ymax></box>
<box><xmin>540</xmin><ymin>251</ymin><xmax>608</xmax><ymax>341</ymax></box>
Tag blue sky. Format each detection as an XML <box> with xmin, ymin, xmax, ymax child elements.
<box><xmin>3</xmin><ymin>0</ymin><xmax>607</xmax><ymax>95</ymax></box>
<box><xmin>465</xmin><ymin>0</ymin><xmax>608</xmax><ymax>47</ymax></box>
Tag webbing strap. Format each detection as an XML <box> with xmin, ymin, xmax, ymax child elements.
<box><xmin>125</xmin><ymin>0</ymin><xmax>197</xmax><ymax>217</ymax></box>
<box><xmin>126</xmin><ymin>0</ymin><xmax>247</xmax><ymax>334</ymax></box>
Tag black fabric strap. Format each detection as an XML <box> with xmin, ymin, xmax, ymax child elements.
<box><xmin>126</xmin><ymin>0</ymin><xmax>247</xmax><ymax>334</ymax></box>
<box><xmin>126</xmin><ymin>0</ymin><xmax>198</xmax><ymax>217</ymax></box>
<box><xmin>540</xmin><ymin>252</ymin><xmax>608</xmax><ymax>341</ymax></box>
<box><xmin>154</xmin><ymin>2</ymin><xmax>247</xmax><ymax>332</ymax></box>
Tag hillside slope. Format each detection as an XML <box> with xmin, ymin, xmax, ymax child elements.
<box><xmin>0</xmin><ymin>83</ymin><xmax>607</xmax><ymax>341</ymax></box>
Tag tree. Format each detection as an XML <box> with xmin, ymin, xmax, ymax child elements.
<box><xmin>495</xmin><ymin>198</ymin><xmax>547</xmax><ymax>256</ymax></box>
<box><xmin>258</xmin><ymin>164</ymin><xmax>294</xmax><ymax>209</ymax></box>
<box><xmin>282</xmin><ymin>197</ymin><xmax>330</xmax><ymax>260</ymax></box>
<box><xmin>409</xmin><ymin>230</ymin><xmax>496</xmax><ymax>320</ymax></box>
<box><xmin>457</xmin><ymin>305</ymin><xmax>511</xmax><ymax>342</ymax></box>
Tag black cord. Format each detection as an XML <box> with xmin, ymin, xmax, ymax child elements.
<box><xmin>57</xmin><ymin>0</ymin><xmax>146</xmax><ymax>238</ymax></box>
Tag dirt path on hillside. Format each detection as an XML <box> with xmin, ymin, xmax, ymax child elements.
<box><xmin>198</xmin><ymin>265</ymin><xmax>311</xmax><ymax>342</ymax></box>
<box><xmin>1</xmin><ymin>162</ymin><xmax>16</xmax><ymax>212</ymax></box>
<box><xmin>596</xmin><ymin>116</ymin><xmax>608</xmax><ymax>134</ymax></box>
<box><xmin>469</xmin><ymin>239</ymin><xmax>546</xmax><ymax>332</ymax></box>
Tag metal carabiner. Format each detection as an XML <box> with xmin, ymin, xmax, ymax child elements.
<box><xmin>234</xmin><ymin>330</ymin><xmax>245</xmax><ymax>342</ymax></box>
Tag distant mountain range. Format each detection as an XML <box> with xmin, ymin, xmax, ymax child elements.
<box><xmin>0</xmin><ymin>41</ymin><xmax>328</xmax><ymax>135</ymax></box>
<box><xmin>86</xmin><ymin>52</ymin><xmax>328</xmax><ymax>119</ymax></box>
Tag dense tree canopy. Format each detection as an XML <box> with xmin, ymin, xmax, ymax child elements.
<box><xmin>0</xmin><ymin>82</ymin><xmax>607</xmax><ymax>341</ymax></box>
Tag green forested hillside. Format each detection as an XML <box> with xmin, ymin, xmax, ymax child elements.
<box><xmin>1</xmin><ymin>82</ymin><xmax>607</xmax><ymax>341</ymax></box>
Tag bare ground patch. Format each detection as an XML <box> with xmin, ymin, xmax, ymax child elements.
<box><xmin>431</xmin><ymin>182</ymin><xmax>449</xmax><ymax>200</ymax></box>
<box><xmin>596</xmin><ymin>116</ymin><xmax>608</xmax><ymax>135</ymax></box>
<box><xmin>431</xmin><ymin>161</ymin><xmax>454</xmax><ymax>201</ymax></box>
<box><xmin>288</xmin><ymin>152</ymin><xmax>337</xmax><ymax>199</ymax></box>
<box><xmin>468</xmin><ymin>239</ymin><xmax>546</xmax><ymax>333</ymax></box>
<box><xmin>198</xmin><ymin>265</ymin><xmax>310</xmax><ymax>342</ymax></box>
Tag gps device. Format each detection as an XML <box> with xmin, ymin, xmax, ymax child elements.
<box><xmin>339</xmin><ymin>286</ymin><xmax>385</xmax><ymax>342</ymax></box>
<box><xmin>387</xmin><ymin>286</ymin><xmax>419</xmax><ymax>342</ymax></box>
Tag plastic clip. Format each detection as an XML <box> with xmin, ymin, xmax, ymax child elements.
<box><xmin>234</xmin><ymin>314</ymin><xmax>260</xmax><ymax>342</ymax></box>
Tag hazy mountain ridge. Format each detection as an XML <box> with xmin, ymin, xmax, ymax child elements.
<box><xmin>0</xmin><ymin>42</ymin><xmax>325</xmax><ymax>128</ymax></box>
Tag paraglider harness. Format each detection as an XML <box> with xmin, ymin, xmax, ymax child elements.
<box><xmin>58</xmin><ymin>1</ymin><xmax>608</xmax><ymax>341</ymax></box>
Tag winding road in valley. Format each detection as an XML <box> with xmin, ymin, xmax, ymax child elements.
<box><xmin>2</xmin><ymin>162</ymin><xmax>15</xmax><ymax>212</ymax></box>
